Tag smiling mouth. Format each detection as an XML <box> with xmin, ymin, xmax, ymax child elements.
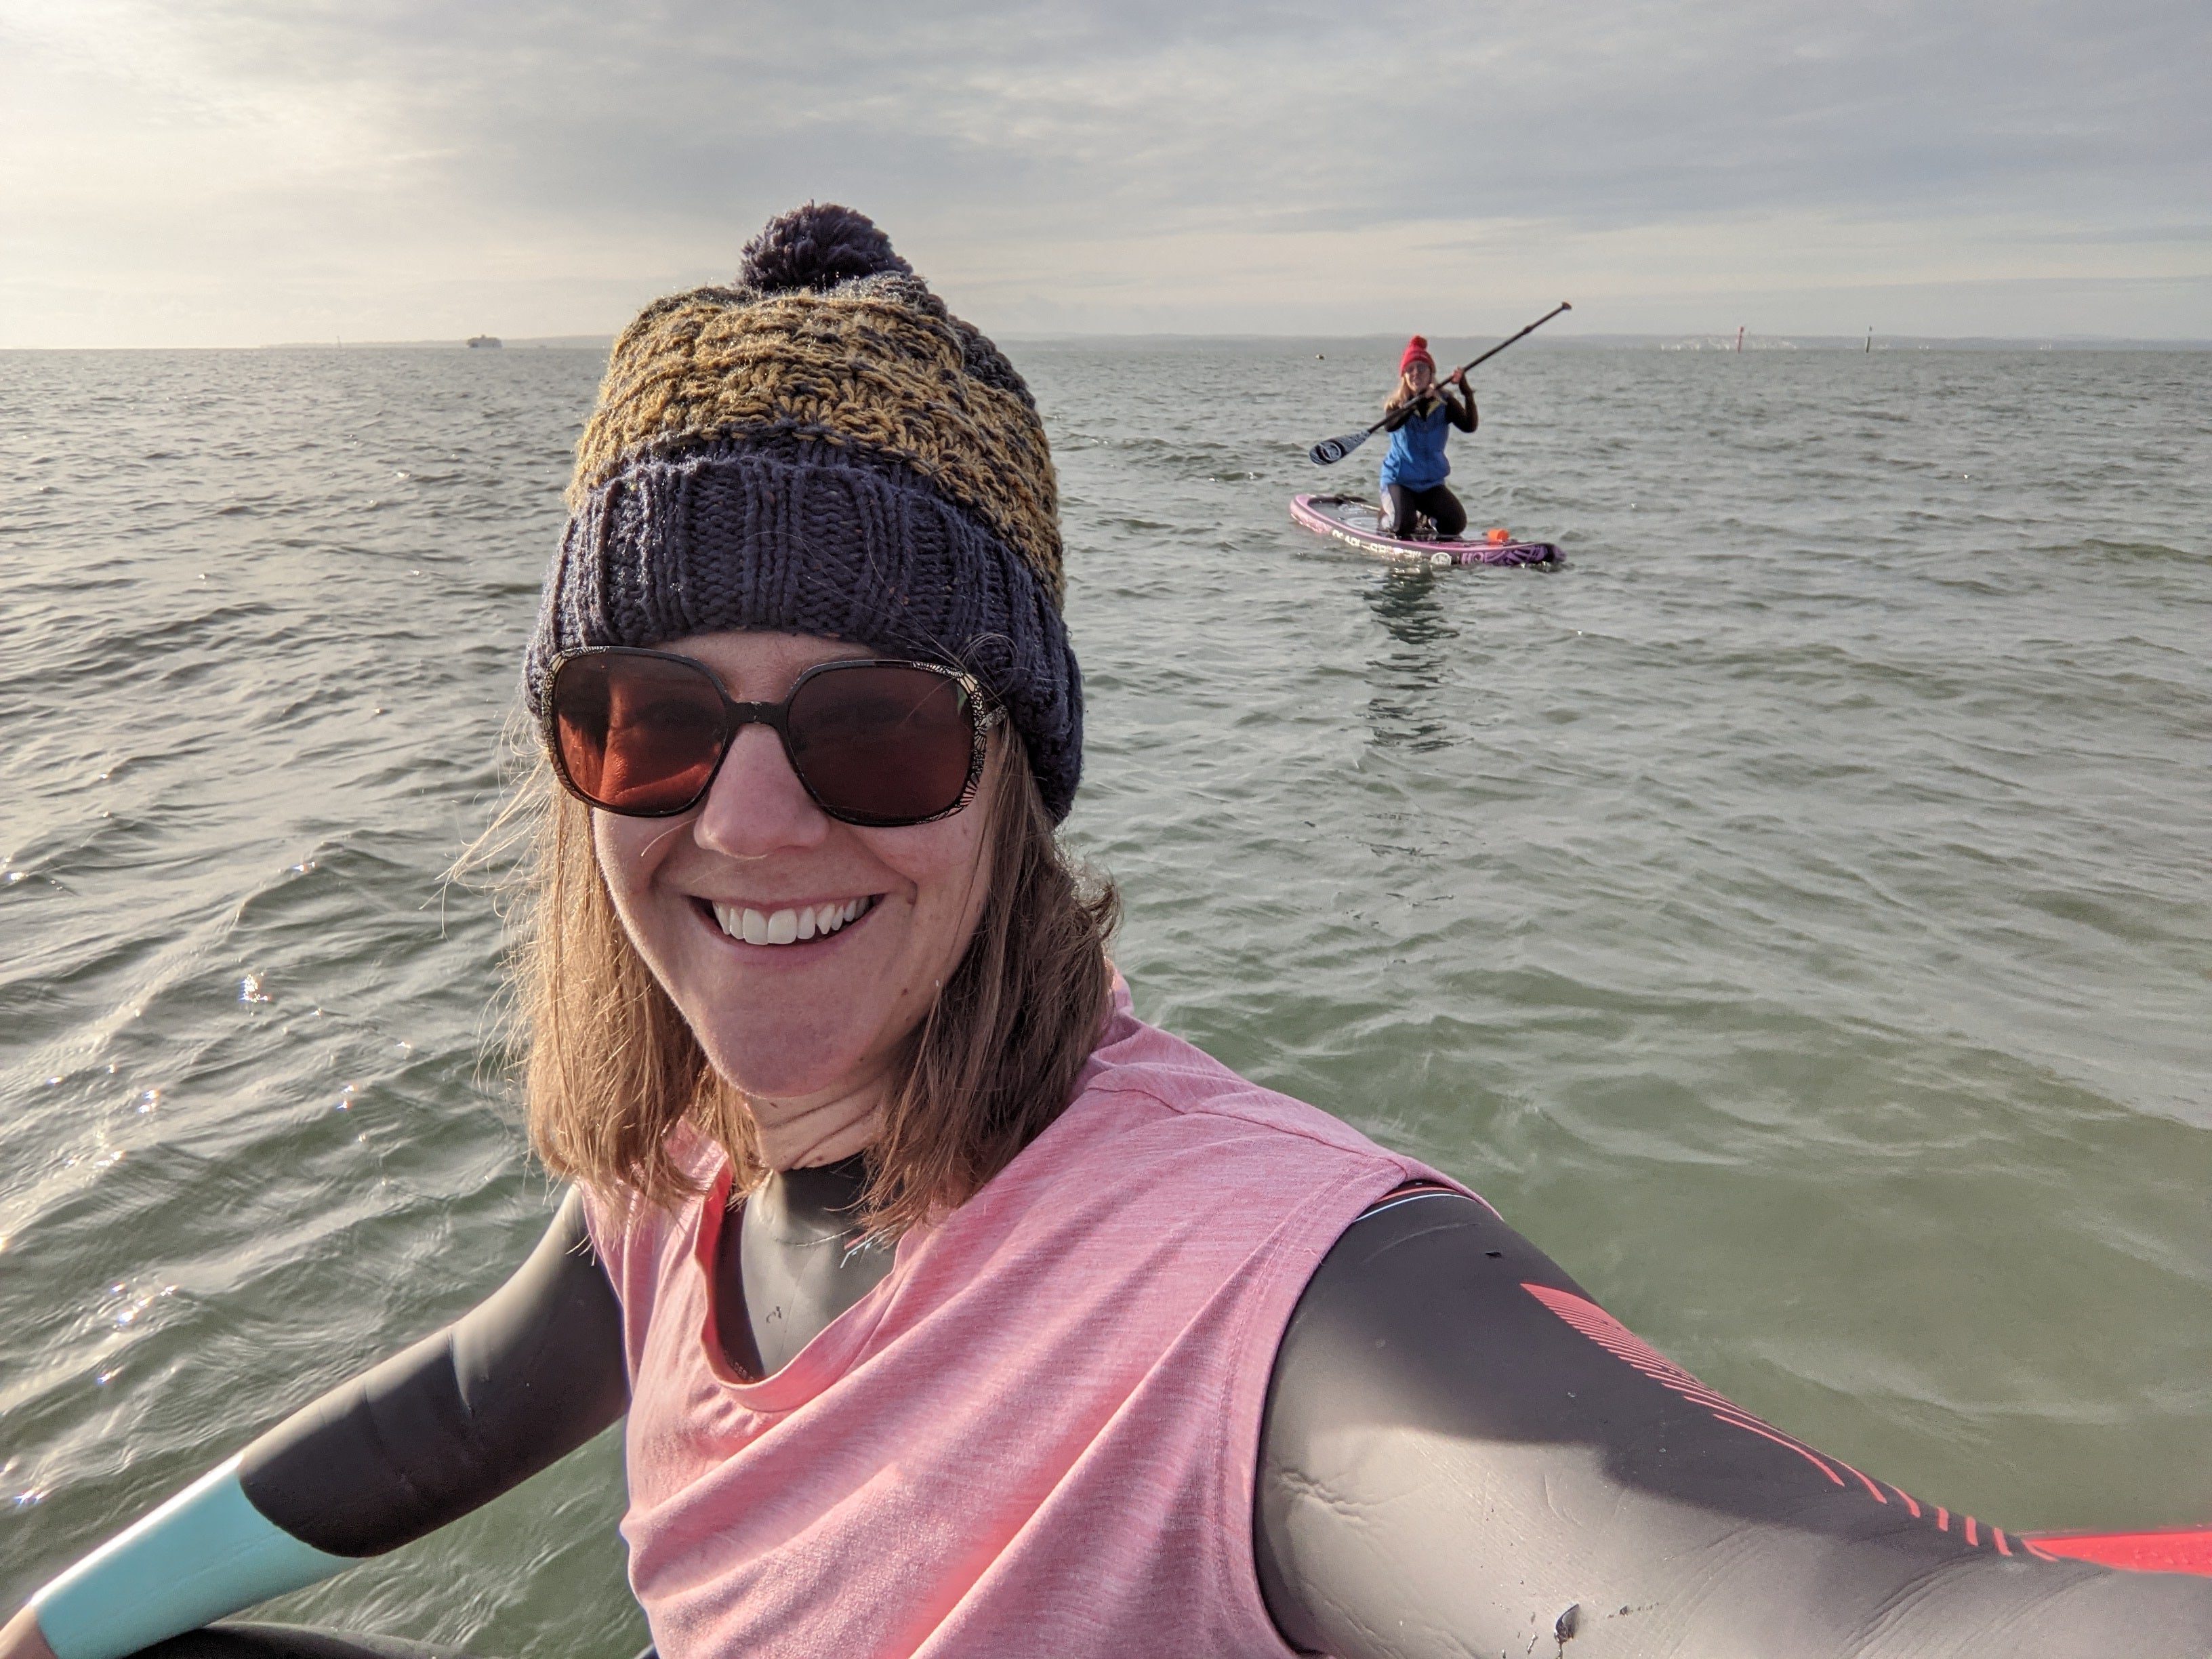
<box><xmin>706</xmin><ymin>896</ymin><xmax>879</xmax><ymax>947</ymax></box>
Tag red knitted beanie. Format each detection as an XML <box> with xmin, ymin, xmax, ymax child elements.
<box><xmin>1399</xmin><ymin>335</ymin><xmax>1433</xmax><ymax>375</ymax></box>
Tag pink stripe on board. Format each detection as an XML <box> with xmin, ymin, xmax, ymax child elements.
<box><xmin>1887</xmin><ymin>1485</ymin><xmax>1922</xmax><ymax>1519</ymax></box>
<box><xmin>1936</xmin><ymin>1507</ymin><xmax>1950</xmax><ymax>1533</ymax></box>
<box><xmin>1965</xmin><ymin>1515</ymin><xmax>1980</xmax><ymax>1548</ymax></box>
<box><xmin>1993</xmin><ymin>1526</ymin><xmax>2011</xmax><ymax>1557</ymax></box>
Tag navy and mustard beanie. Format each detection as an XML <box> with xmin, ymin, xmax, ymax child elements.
<box><xmin>526</xmin><ymin>203</ymin><xmax>1081</xmax><ymax>820</ymax></box>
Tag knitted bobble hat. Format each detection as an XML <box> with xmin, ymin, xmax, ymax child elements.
<box><xmin>1399</xmin><ymin>335</ymin><xmax>1433</xmax><ymax>375</ymax></box>
<box><xmin>525</xmin><ymin>203</ymin><xmax>1081</xmax><ymax>820</ymax></box>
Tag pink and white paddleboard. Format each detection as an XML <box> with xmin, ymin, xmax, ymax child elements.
<box><xmin>1291</xmin><ymin>493</ymin><xmax>1560</xmax><ymax>567</ymax></box>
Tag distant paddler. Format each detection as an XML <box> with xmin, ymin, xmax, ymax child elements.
<box><xmin>1375</xmin><ymin>336</ymin><xmax>1477</xmax><ymax>540</ymax></box>
<box><xmin>1305</xmin><ymin>300</ymin><xmax>1572</xmax><ymax>489</ymax></box>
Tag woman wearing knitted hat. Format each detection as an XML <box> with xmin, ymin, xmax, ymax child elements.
<box><xmin>10</xmin><ymin>207</ymin><xmax>2209</xmax><ymax>1659</ymax></box>
<box><xmin>1376</xmin><ymin>335</ymin><xmax>1477</xmax><ymax>540</ymax></box>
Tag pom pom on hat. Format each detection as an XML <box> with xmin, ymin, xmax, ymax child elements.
<box><xmin>739</xmin><ymin>201</ymin><xmax>914</xmax><ymax>293</ymax></box>
<box><xmin>1399</xmin><ymin>335</ymin><xmax>1434</xmax><ymax>375</ymax></box>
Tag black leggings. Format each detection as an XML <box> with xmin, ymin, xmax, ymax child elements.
<box><xmin>1380</xmin><ymin>483</ymin><xmax>1466</xmax><ymax>540</ymax></box>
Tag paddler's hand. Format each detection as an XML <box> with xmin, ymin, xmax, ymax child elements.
<box><xmin>0</xmin><ymin>1605</ymin><xmax>59</xmax><ymax>1659</ymax></box>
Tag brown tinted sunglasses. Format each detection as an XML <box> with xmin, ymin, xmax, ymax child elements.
<box><xmin>546</xmin><ymin>648</ymin><xmax>1003</xmax><ymax>826</ymax></box>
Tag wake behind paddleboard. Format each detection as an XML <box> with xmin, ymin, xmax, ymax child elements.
<box><xmin>1291</xmin><ymin>493</ymin><xmax>1560</xmax><ymax>567</ymax></box>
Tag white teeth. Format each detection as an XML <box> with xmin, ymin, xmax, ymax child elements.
<box><xmin>711</xmin><ymin>897</ymin><xmax>873</xmax><ymax>945</ymax></box>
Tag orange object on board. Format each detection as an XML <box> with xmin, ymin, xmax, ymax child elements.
<box><xmin>1485</xmin><ymin>527</ymin><xmax>1511</xmax><ymax>544</ymax></box>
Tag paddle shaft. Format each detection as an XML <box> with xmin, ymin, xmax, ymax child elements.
<box><xmin>1390</xmin><ymin>298</ymin><xmax>1577</xmax><ymax>426</ymax></box>
<box><xmin>1308</xmin><ymin>301</ymin><xmax>1573</xmax><ymax>465</ymax></box>
<box><xmin>1443</xmin><ymin>300</ymin><xmax>1572</xmax><ymax>383</ymax></box>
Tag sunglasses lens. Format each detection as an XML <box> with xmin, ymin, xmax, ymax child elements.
<box><xmin>787</xmin><ymin>665</ymin><xmax>978</xmax><ymax>824</ymax></box>
<box><xmin>551</xmin><ymin>653</ymin><xmax>728</xmax><ymax>814</ymax></box>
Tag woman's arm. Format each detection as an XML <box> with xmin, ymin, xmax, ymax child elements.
<box><xmin>1256</xmin><ymin>1191</ymin><xmax>2212</xmax><ymax>1658</ymax></box>
<box><xmin>1441</xmin><ymin>374</ymin><xmax>1477</xmax><ymax>433</ymax></box>
<box><xmin>234</xmin><ymin>1188</ymin><xmax>628</xmax><ymax>1555</ymax></box>
<box><xmin>7</xmin><ymin>1191</ymin><xmax>628</xmax><ymax>1659</ymax></box>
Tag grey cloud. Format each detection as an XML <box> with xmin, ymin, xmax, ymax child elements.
<box><xmin>166</xmin><ymin>0</ymin><xmax>2212</xmax><ymax>236</ymax></box>
<box><xmin>6</xmin><ymin>0</ymin><xmax>2205</xmax><ymax>343</ymax></box>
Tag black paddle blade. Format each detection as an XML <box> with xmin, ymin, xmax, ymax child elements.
<box><xmin>1309</xmin><ymin>429</ymin><xmax>1370</xmax><ymax>466</ymax></box>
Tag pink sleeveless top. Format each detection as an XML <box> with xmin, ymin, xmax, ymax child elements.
<box><xmin>582</xmin><ymin>985</ymin><xmax>1460</xmax><ymax>1658</ymax></box>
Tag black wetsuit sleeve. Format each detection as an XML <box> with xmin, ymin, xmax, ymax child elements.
<box><xmin>1256</xmin><ymin>1193</ymin><xmax>2212</xmax><ymax>1658</ymax></box>
<box><xmin>235</xmin><ymin>1188</ymin><xmax>629</xmax><ymax>1558</ymax></box>
<box><xmin>1444</xmin><ymin>387</ymin><xmax>1476</xmax><ymax>432</ymax></box>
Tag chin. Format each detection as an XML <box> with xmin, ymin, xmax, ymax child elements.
<box><xmin>694</xmin><ymin>1018</ymin><xmax>880</xmax><ymax>1104</ymax></box>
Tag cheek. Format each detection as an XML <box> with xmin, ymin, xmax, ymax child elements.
<box><xmin>907</xmin><ymin>830</ymin><xmax>988</xmax><ymax>930</ymax></box>
<box><xmin>591</xmin><ymin>813</ymin><xmax>672</xmax><ymax>934</ymax></box>
<box><xmin>592</xmin><ymin>814</ymin><xmax>634</xmax><ymax>899</ymax></box>
<box><xmin>880</xmin><ymin>806</ymin><xmax>996</xmax><ymax>962</ymax></box>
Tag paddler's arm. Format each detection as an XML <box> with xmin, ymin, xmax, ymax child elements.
<box><xmin>6</xmin><ymin>1189</ymin><xmax>628</xmax><ymax>1659</ymax></box>
<box><xmin>1441</xmin><ymin>371</ymin><xmax>1477</xmax><ymax>432</ymax></box>
<box><xmin>1256</xmin><ymin>1191</ymin><xmax>2212</xmax><ymax>1658</ymax></box>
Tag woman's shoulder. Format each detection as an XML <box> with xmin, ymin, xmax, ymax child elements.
<box><xmin>925</xmin><ymin>983</ymin><xmax>1452</xmax><ymax>1293</ymax></box>
<box><xmin>1066</xmin><ymin>980</ymin><xmax>1422</xmax><ymax>1178</ymax></box>
<box><xmin>573</xmin><ymin>1124</ymin><xmax>724</xmax><ymax>1274</ymax></box>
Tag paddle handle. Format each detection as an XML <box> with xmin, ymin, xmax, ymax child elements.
<box><xmin>1448</xmin><ymin>301</ymin><xmax>1572</xmax><ymax>382</ymax></box>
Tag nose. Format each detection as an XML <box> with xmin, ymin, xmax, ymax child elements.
<box><xmin>691</xmin><ymin>724</ymin><xmax>830</xmax><ymax>857</ymax></box>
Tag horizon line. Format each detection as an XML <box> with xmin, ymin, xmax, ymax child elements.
<box><xmin>7</xmin><ymin>331</ymin><xmax>2211</xmax><ymax>354</ymax></box>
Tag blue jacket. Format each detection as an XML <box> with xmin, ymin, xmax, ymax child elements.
<box><xmin>1378</xmin><ymin>399</ymin><xmax>1457</xmax><ymax>491</ymax></box>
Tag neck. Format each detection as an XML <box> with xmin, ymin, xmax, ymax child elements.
<box><xmin>743</xmin><ymin>1067</ymin><xmax>889</xmax><ymax>1171</ymax></box>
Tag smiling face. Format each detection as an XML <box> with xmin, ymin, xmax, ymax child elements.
<box><xmin>1402</xmin><ymin>358</ymin><xmax>1435</xmax><ymax>394</ymax></box>
<box><xmin>590</xmin><ymin>630</ymin><xmax>998</xmax><ymax>1163</ymax></box>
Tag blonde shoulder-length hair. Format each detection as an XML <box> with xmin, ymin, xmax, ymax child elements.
<box><xmin>516</xmin><ymin>738</ymin><xmax>1118</xmax><ymax>1237</ymax></box>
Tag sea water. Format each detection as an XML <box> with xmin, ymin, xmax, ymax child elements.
<box><xmin>2</xmin><ymin>340</ymin><xmax>2207</xmax><ymax>1654</ymax></box>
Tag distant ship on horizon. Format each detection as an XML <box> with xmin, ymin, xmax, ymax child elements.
<box><xmin>466</xmin><ymin>334</ymin><xmax>502</xmax><ymax>349</ymax></box>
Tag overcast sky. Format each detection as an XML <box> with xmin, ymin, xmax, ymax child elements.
<box><xmin>3</xmin><ymin>0</ymin><xmax>2206</xmax><ymax>347</ymax></box>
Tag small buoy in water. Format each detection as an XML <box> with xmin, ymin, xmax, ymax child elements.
<box><xmin>1315</xmin><ymin>353</ymin><xmax>1324</xmax><ymax>360</ymax></box>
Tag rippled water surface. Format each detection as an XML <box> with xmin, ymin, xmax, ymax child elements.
<box><xmin>3</xmin><ymin>340</ymin><xmax>2208</xmax><ymax>1653</ymax></box>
